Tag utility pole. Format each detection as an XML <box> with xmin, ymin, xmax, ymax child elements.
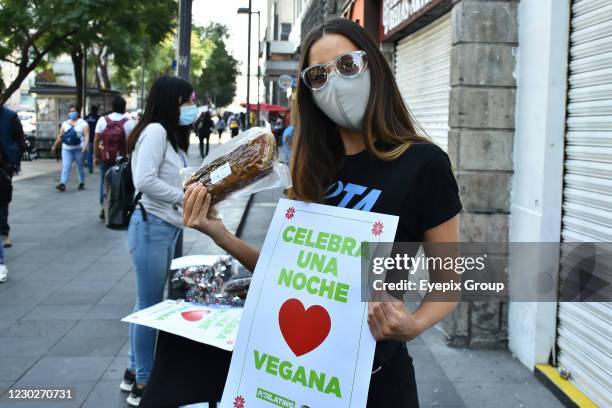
<box><xmin>246</xmin><ymin>0</ymin><xmax>252</xmax><ymax>128</ymax></box>
<box><xmin>256</xmin><ymin>11</ymin><xmax>261</xmax><ymax>126</ymax></box>
<box><xmin>175</xmin><ymin>0</ymin><xmax>192</xmax><ymax>261</ymax></box>
<box><xmin>177</xmin><ymin>0</ymin><xmax>192</xmax><ymax>81</ymax></box>
<box><xmin>238</xmin><ymin>3</ymin><xmax>254</xmax><ymax>128</ymax></box>
<box><xmin>82</xmin><ymin>48</ymin><xmax>87</xmax><ymax>116</ymax></box>
<box><xmin>139</xmin><ymin>54</ymin><xmax>145</xmax><ymax>110</ymax></box>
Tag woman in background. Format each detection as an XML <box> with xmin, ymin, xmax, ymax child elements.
<box><xmin>122</xmin><ymin>75</ymin><xmax>196</xmax><ymax>407</ymax></box>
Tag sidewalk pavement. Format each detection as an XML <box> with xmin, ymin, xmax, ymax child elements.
<box><xmin>0</xmin><ymin>136</ymin><xmax>248</xmax><ymax>408</ymax></box>
<box><xmin>0</xmin><ymin>135</ymin><xmax>563</xmax><ymax>407</ymax></box>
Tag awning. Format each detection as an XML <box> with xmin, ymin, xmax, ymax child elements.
<box><xmin>240</xmin><ymin>102</ymin><xmax>289</xmax><ymax>113</ymax></box>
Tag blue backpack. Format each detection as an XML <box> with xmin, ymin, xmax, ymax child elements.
<box><xmin>62</xmin><ymin>123</ymin><xmax>81</xmax><ymax>146</ymax></box>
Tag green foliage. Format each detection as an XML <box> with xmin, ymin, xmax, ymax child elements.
<box><xmin>0</xmin><ymin>0</ymin><xmax>93</xmax><ymax>101</ymax></box>
<box><xmin>117</xmin><ymin>22</ymin><xmax>238</xmax><ymax>109</ymax></box>
<box><xmin>0</xmin><ymin>1</ymin><xmax>238</xmax><ymax>109</ymax></box>
<box><xmin>0</xmin><ymin>0</ymin><xmax>176</xmax><ymax>103</ymax></box>
<box><xmin>196</xmin><ymin>23</ymin><xmax>240</xmax><ymax>108</ymax></box>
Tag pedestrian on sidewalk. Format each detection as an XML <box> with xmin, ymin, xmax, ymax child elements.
<box><xmin>194</xmin><ymin>110</ymin><xmax>213</xmax><ymax>158</ymax></box>
<box><xmin>215</xmin><ymin>116</ymin><xmax>226</xmax><ymax>141</ymax></box>
<box><xmin>182</xmin><ymin>18</ymin><xmax>462</xmax><ymax>408</ymax></box>
<box><xmin>228</xmin><ymin>115</ymin><xmax>240</xmax><ymax>137</ymax></box>
<box><xmin>51</xmin><ymin>106</ymin><xmax>89</xmax><ymax>192</ymax></box>
<box><xmin>84</xmin><ymin>105</ymin><xmax>100</xmax><ymax>173</ymax></box>
<box><xmin>273</xmin><ymin>114</ymin><xmax>284</xmax><ymax>146</ymax></box>
<box><xmin>122</xmin><ymin>75</ymin><xmax>195</xmax><ymax>407</ymax></box>
<box><xmin>0</xmin><ymin>104</ymin><xmax>26</xmax><ymax>249</ymax></box>
<box><xmin>281</xmin><ymin>122</ymin><xmax>294</xmax><ymax>165</ymax></box>
<box><xmin>93</xmin><ymin>96</ymin><xmax>135</xmax><ymax>219</ymax></box>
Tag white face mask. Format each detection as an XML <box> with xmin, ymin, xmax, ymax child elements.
<box><xmin>312</xmin><ymin>69</ymin><xmax>370</xmax><ymax>131</ymax></box>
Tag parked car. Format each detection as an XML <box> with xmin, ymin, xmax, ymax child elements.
<box><xmin>17</xmin><ymin>111</ymin><xmax>36</xmax><ymax>137</ymax></box>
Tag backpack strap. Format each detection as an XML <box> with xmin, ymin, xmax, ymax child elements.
<box><xmin>133</xmin><ymin>191</ymin><xmax>147</xmax><ymax>222</ymax></box>
<box><xmin>130</xmin><ymin>136</ymin><xmax>169</xmax><ymax>223</ymax></box>
<box><xmin>128</xmin><ymin>153</ymin><xmax>147</xmax><ymax>222</ymax></box>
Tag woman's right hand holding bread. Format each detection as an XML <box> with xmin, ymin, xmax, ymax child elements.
<box><xmin>183</xmin><ymin>184</ymin><xmax>228</xmax><ymax>243</ymax></box>
<box><xmin>183</xmin><ymin>183</ymin><xmax>260</xmax><ymax>272</ymax></box>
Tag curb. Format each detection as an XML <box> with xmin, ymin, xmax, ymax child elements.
<box><xmin>534</xmin><ymin>364</ymin><xmax>597</xmax><ymax>408</ymax></box>
<box><xmin>235</xmin><ymin>193</ymin><xmax>255</xmax><ymax>239</ymax></box>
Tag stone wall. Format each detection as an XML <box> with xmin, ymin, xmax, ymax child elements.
<box><xmin>444</xmin><ymin>0</ymin><xmax>519</xmax><ymax>348</ymax></box>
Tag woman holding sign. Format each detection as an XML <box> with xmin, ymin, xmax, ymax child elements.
<box><xmin>184</xmin><ymin>18</ymin><xmax>461</xmax><ymax>407</ymax></box>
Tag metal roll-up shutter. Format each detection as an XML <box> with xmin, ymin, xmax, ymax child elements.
<box><xmin>558</xmin><ymin>0</ymin><xmax>612</xmax><ymax>406</ymax></box>
<box><xmin>395</xmin><ymin>13</ymin><xmax>451</xmax><ymax>151</ymax></box>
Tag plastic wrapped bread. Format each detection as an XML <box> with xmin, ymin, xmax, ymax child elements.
<box><xmin>182</xmin><ymin>124</ymin><xmax>290</xmax><ymax>205</ymax></box>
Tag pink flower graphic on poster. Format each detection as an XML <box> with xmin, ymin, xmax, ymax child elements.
<box><xmin>233</xmin><ymin>395</ymin><xmax>245</xmax><ymax>408</ymax></box>
<box><xmin>285</xmin><ymin>207</ymin><xmax>296</xmax><ymax>220</ymax></box>
<box><xmin>371</xmin><ymin>221</ymin><xmax>384</xmax><ymax>236</ymax></box>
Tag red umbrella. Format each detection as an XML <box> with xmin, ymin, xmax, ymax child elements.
<box><xmin>240</xmin><ymin>102</ymin><xmax>289</xmax><ymax>112</ymax></box>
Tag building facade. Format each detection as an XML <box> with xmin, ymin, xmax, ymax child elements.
<box><xmin>262</xmin><ymin>0</ymin><xmax>299</xmax><ymax>108</ymax></box>
<box><xmin>382</xmin><ymin>0</ymin><xmax>610</xmax><ymax>406</ymax></box>
<box><xmin>381</xmin><ymin>0</ymin><xmax>514</xmax><ymax>350</ymax></box>
<box><xmin>285</xmin><ymin>0</ymin><xmax>611</xmax><ymax>405</ymax></box>
<box><xmin>510</xmin><ymin>0</ymin><xmax>611</xmax><ymax>406</ymax></box>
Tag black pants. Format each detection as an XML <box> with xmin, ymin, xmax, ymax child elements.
<box><xmin>230</xmin><ymin>128</ymin><xmax>239</xmax><ymax>138</ymax></box>
<box><xmin>0</xmin><ymin>198</ymin><xmax>10</xmax><ymax>237</ymax></box>
<box><xmin>217</xmin><ymin>129</ymin><xmax>224</xmax><ymax>140</ymax></box>
<box><xmin>198</xmin><ymin>133</ymin><xmax>210</xmax><ymax>157</ymax></box>
<box><xmin>367</xmin><ymin>343</ymin><xmax>419</xmax><ymax>407</ymax></box>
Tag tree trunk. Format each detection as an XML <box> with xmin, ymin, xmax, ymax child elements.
<box><xmin>0</xmin><ymin>29</ymin><xmax>78</xmax><ymax>105</ymax></box>
<box><xmin>100</xmin><ymin>50</ymin><xmax>111</xmax><ymax>89</ymax></box>
<box><xmin>94</xmin><ymin>64</ymin><xmax>102</xmax><ymax>89</ymax></box>
<box><xmin>0</xmin><ymin>69</ymin><xmax>29</xmax><ymax>106</ymax></box>
<box><xmin>71</xmin><ymin>45</ymin><xmax>84</xmax><ymax>113</ymax></box>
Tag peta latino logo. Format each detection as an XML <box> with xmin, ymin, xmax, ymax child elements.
<box><xmin>325</xmin><ymin>181</ymin><xmax>381</xmax><ymax>211</ymax></box>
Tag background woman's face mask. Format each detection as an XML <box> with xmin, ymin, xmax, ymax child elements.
<box><xmin>179</xmin><ymin>105</ymin><xmax>198</xmax><ymax>126</ymax></box>
<box><xmin>312</xmin><ymin>69</ymin><xmax>370</xmax><ymax>131</ymax></box>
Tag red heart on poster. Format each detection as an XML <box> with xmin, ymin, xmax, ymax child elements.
<box><xmin>278</xmin><ymin>298</ymin><xmax>331</xmax><ymax>357</ymax></box>
<box><xmin>181</xmin><ymin>310</ymin><xmax>210</xmax><ymax>322</ymax></box>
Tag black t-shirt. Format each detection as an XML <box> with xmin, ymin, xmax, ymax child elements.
<box><xmin>84</xmin><ymin>114</ymin><xmax>100</xmax><ymax>142</ymax></box>
<box><xmin>325</xmin><ymin>142</ymin><xmax>462</xmax><ymax>241</ymax></box>
<box><xmin>325</xmin><ymin>142</ymin><xmax>462</xmax><ymax>366</ymax></box>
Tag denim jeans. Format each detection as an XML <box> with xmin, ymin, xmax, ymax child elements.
<box><xmin>99</xmin><ymin>162</ymin><xmax>111</xmax><ymax>206</ymax></box>
<box><xmin>127</xmin><ymin>209</ymin><xmax>180</xmax><ymax>384</ymax></box>
<box><xmin>60</xmin><ymin>148</ymin><xmax>85</xmax><ymax>184</ymax></box>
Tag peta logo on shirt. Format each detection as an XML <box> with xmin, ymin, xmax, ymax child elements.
<box><xmin>325</xmin><ymin>181</ymin><xmax>381</xmax><ymax>211</ymax></box>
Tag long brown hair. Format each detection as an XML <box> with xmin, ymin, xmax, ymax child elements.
<box><xmin>127</xmin><ymin>75</ymin><xmax>193</xmax><ymax>154</ymax></box>
<box><xmin>290</xmin><ymin>17</ymin><xmax>429</xmax><ymax>203</ymax></box>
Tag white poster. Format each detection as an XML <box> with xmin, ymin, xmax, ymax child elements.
<box><xmin>221</xmin><ymin>199</ymin><xmax>399</xmax><ymax>408</ymax></box>
<box><xmin>122</xmin><ymin>300</ymin><xmax>241</xmax><ymax>351</ymax></box>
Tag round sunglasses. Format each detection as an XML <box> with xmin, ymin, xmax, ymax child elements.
<box><xmin>300</xmin><ymin>50</ymin><xmax>368</xmax><ymax>91</ymax></box>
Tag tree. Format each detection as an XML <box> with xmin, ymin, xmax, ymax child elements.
<box><xmin>0</xmin><ymin>1</ymin><xmax>89</xmax><ymax>104</ymax></box>
<box><xmin>61</xmin><ymin>0</ymin><xmax>176</xmax><ymax>111</ymax></box>
<box><xmin>113</xmin><ymin>23</ymin><xmax>215</xmax><ymax>103</ymax></box>
<box><xmin>196</xmin><ymin>23</ymin><xmax>240</xmax><ymax>108</ymax></box>
<box><xmin>0</xmin><ymin>0</ymin><xmax>175</xmax><ymax>107</ymax></box>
